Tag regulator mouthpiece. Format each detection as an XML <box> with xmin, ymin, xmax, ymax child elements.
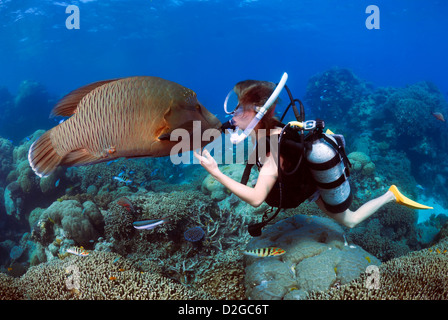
<box><xmin>228</xmin><ymin>72</ymin><xmax>289</xmax><ymax>144</ymax></box>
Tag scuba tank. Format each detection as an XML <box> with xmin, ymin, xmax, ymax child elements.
<box><xmin>306</xmin><ymin>130</ymin><xmax>352</xmax><ymax>213</ymax></box>
<box><xmin>240</xmin><ymin>78</ymin><xmax>352</xmax><ymax>237</ymax></box>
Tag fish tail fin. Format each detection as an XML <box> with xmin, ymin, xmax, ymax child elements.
<box><xmin>28</xmin><ymin>131</ymin><xmax>101</xmax><ymax>177</ymax></box>
<box><xmin>28</xmin><ymin>130</ymin><xmax>63</xmax><ymax>178</ymax></box>
<box><xmin>161</xmin><ymin>216</ymin><xmax>171</xmax><ymax>224</ymax></box>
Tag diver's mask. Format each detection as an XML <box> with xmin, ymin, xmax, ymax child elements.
<box><xmin>221</xmin><ymin>72</ymin><xmax>288</xmax><ymax>144</ymax></box>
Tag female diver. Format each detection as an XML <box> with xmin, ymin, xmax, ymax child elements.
<box><xmin>194</xmin><ymin>73</ymin><xmax>432</xmax><ymax>231</ymax></box>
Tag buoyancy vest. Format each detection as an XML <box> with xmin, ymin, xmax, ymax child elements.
<box><xmin>240</xmin><ymin>124</ymin><xmax>318</xmax><ymax>209</ymax></box>
<box><xmin>241</xmin><ymin>122</ymin><xmax>352</xmax><ymax>213</ymax></box>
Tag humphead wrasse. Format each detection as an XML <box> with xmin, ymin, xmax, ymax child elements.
<box><xmin>28</xmin><ymin>76</ymin><xmax>222</xmax><ymax>177</ymax></box>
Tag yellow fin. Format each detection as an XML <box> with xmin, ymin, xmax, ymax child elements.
<box><xmin>325</xmin><ymin>128</ymin><xmax>335</xmax><ymax>135</ymax></box>
<box><xmin>389</xmin><ymin>185</ymin><xmax>433</xmax><ymax>210</ymax></box>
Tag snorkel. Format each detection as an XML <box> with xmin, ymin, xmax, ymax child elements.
<box><xmin>222</xmin><ymin>72</ymin><xmax>289</xmax><ymax>144</ymax></box>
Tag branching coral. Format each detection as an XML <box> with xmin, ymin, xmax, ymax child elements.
<box><xmin>0</xmin><ymin>251</ymin><xmax>214</xmax><ymax>300</ymax></box>
<box><xmin>196</xmin><ymin>260</ymin><xmax>246</xmax><ymax>300</ymax></box>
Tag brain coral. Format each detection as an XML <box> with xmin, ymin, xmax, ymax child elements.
<box><xmin>0</xmin><ymin>251</ymin><xmax>213</xmax><ymax>300</ymax></box>
<box><xmin>308</xmin><ymin>238</ymin><xmax>448</xmax><ymax>300</ymax></box>
<box><xmin>42</xmin><ymin>200</ymin><xmax>104</xmax><ymax>247</ymax></box>
<box><xmin>244</xmin><ymin>214</ymin><xmax>380</xmax><ymax>300</ymax></box>
<box><xmin>347</xmin><ymin>151</ymin><xmax>375</xmax><ymax>176</ymax></box>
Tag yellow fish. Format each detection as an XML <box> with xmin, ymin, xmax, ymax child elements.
<box><xmin>28</xmin><ymin>76</ymin><xmax>221</xmax><ymax>177</ymax></box>
<box><xmin>243</xmin><ymin>247</ymin><xmax>286</xmax><ymax>258</ymax></box>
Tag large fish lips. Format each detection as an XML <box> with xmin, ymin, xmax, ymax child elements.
<box><xmin>159</xmin><ymin>102</ymin><xmax>222</xmax><ymax>151</ymax></box>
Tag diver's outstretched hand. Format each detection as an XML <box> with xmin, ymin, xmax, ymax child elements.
<box><xmin>194</xmin><ymin>149</ymin><xmax>220</xmax><ymax>177</ymax></box>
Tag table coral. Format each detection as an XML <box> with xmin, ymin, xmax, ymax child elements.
<box><xmin>0</xmin><ymin>251</ymin><xmax>213</xmax><ymax>300</ymax></box>
<box><xmin>196</xmin><ymin>261</ymin><xmax>246</xmax><ymax>300</ymax></box>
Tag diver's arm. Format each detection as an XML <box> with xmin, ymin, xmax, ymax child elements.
<box><xmin>194</xmin><ymin>149</ymin><xmax>277</xmax><ymax>207</ymax></box>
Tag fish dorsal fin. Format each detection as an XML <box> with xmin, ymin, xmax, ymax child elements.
<box><xmin>51</xmin><ymin>79</ymin><xmax>120</xmax><ymax>117</ymax></box>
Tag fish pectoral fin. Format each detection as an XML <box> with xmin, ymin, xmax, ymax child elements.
<box><xmin>51</xmin><ymin>79</ymin><xmax>120</xmax><ymax>117</ymax></box>
<box><xmin>62</xmin><ymin>148</ymin><xmax>103</xmax><ymax>167</ymax></box>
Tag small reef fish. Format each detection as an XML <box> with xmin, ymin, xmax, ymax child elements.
<box><xmin>113</xmin><ymin>175</ymin><xmax>133</xmax><ymax>185</ymax></box>
<box><xmin>432</xmin><ymin>112</ymin><xmax>445</xmax><ymax>122</ymax></box>
<box><xmin>27</xmin><ymin>76</ymin><xmax>221</xmax><ymax>178</ymax></box>
<box><xmin>150</xmin><ymin>169</ymin><xmax>159</xmax><ymax>177</ymax></box>
<box><xmin>55</xmin><ymin>179</ymin><xmax>60</xmax><ymax>187</ymax></box>
<box><xmin>133</xmin><ymin>218</ymin><xmax>169</xmax><ymax>230</ymax></box>
<box><xmin>66</xmin><ymin>246</ymin><xmax>89</xmax><ymax>257</ymax></box>
<box><xmin>243</xmin><ymin>247</ymin><xmax>286</xmax><ymax>258</ymax></box>
<box><xmin>116</xmin><ymin>196</ymin><xmax>134</xmax><ymax>212</ymax></box>
<box><xmin>107</xmin><ymin>159</ymin><xmax>119</xmax><ymax>166</ymax></box>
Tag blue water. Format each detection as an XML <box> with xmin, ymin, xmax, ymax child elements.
<box><xmin>1</xmin><ymin>0</ymin><xmax>447</xmax><ymax>118</ymax></box>
<box><xmin>1</xmin><ymin>0</ymin><xmax>448</xmax><ymax>299</ymax></box>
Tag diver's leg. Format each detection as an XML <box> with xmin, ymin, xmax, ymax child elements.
<box><xmin>317</xmin><ymin>191</ymin><xmax>396</xmax><ymax>228</ymax></box>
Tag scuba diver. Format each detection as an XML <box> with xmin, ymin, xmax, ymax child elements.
<box><xmin>194</xmin><ymin>73</ymin><xmax>432</xmax><ymax>236</ymax></box>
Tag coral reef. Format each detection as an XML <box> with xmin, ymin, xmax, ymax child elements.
<box><xmin>0</xmin><ymin>137</ymin><xmax>13</xmax><ymax>185</ymax></box>
<box><xmin>347</xmin><ymin>151</ymin><xmax>375</xmax><ymax>176</ymax></box>
<box><xmin>39</xmin><ymin>200</ymin><xmax>104</xmax><ymax>247</ymax></box>
<box><xmin>1</xmin><ymin>69</ymin><xmax>448</xmax><ymax>300</ymax></box>
<box><xmin>308</xmin><ymin>238</ymin><xmax>448</xmax><ymax>300</ymax></box>
<box><xmin>244</xmin><ymin>214</ymin><xmax>380</xmax><ymax>300</ymax></box>
<box><xmin>382</xmin><ymin>82</ymin><xmax>447</xmax><ymax>141</ymax></box>
<box><xmin>0</xmin><ymin>251</ymin><xmax>213</xmax><ymax>300</ymax></box>
<box><xmin>184</xmin><ymin>226</ymin><xmax>205</xmax><ymax>242</ymax></box>
<box><xmin>305</xmin><ymin>67</ymin><xmax>374</xmax><ymax>127</ymax></box>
